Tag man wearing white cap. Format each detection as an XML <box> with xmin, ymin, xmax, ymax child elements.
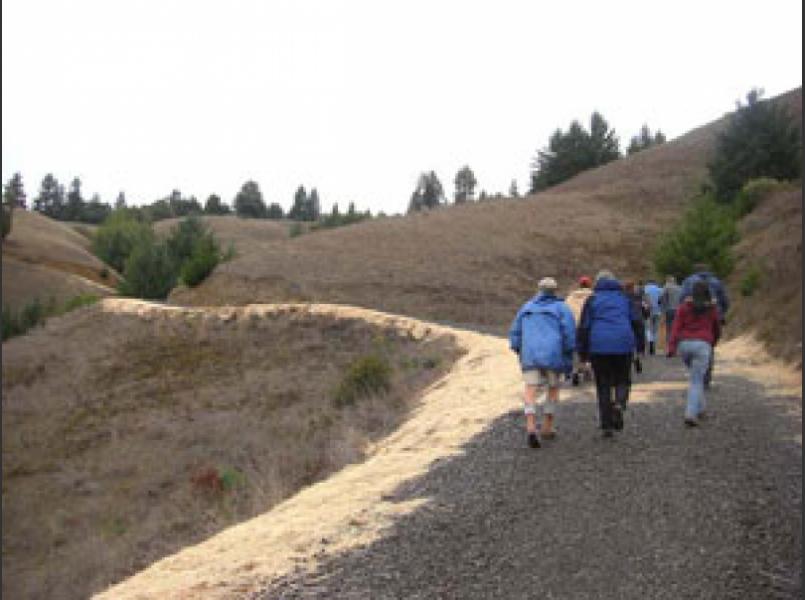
<box><xmin>509</xmin><ymin>276</ymin><xmax>576</xmax><ymax>448</ymax></box>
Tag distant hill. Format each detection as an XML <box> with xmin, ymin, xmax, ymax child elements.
<box><xmin>2</xmin><ymin>210</ymin><xmax>118</xmax><ymax>311</ymax></box>
<box><xmin>172</xmin><ymin>88</ymin><xmax>802</xmax><ymax>337</ymax></box>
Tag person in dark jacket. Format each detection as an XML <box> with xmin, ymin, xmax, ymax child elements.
<box><xmin>623</xmin><ymin>280</ymin><xmax>647</xmax><ymax>373</ymax></box>
<box><xmin>577</xmin><ymin>271</ymin><xmax>644</xmax><ymax>437</ymax></box>
<box><xmin>509</xmin><ymin>277</ymin><xmax>576</xmax><ymax>448</ymax></box>
<box><xmin>667</xmin><ymin>280</ymin><xmax>722</xmax><ymax>426</ymax></box>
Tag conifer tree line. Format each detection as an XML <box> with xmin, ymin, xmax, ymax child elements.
<box><xmin>0</xmin><ymin>172</ymin><xmax>373</xmax><ymax>232</ymax></box>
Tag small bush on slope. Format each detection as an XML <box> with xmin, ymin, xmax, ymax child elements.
<box><xmin>653</xmin><ymin>193</ymin><xmax>738</xmax><ymax>281</ymax></box>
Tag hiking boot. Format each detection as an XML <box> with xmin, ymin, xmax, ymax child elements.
<box><xmin>649</xmin><ymin>342</ymin><xmax>655</xmax><ymax>355</ymax></box>
<box><xmin>613</xmin><ymin>407</ymin><xmax>624</xmax><ymax>431</ymax></box>
<box><xmin>527</xmin><ymin>432</ymin><xmax>541</xmax><ymax>448</ymax></box>
<box><xmin>634</xmin><ymin>358</ymin><xmax>642</xmax><ymax>373</ymax></box>
<box><xmin>684</xmin><ymin>418</ymin><xmax>698</xmax><ymax>428</ymax></box>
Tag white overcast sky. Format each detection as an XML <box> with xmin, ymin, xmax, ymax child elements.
<box><xmin>2</xmin><ymin>0</ymin><xmax>802</xmax><ymax>215</ymax></box>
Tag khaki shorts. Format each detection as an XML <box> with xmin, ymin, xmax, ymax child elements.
<box><xmin>523</xmin><ymin>369</ymin><xmax>561</xmax><ymax>387</ymax></box>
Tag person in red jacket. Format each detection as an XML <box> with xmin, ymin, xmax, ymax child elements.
<box><xmin>667</xmin><ymin>280</ymin><xmax>721</xmax><ymax>426</ymax></box>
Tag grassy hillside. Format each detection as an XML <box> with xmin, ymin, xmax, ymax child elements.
<box><xmin>1</xmin><ymin>300</ymin><xmax>462</xmax><ymax>600</ymax></box>
<box><xmin>2</xmin><ymin>210</ymin><xmax>118</xmax><ymax>311</ymax></box>
<box><xmin>172</xmin><ymin>88</ymin><xmax>802</xmax><ymax>337</ymax></box>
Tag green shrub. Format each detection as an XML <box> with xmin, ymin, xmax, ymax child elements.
<box><xmin>165</xmin><ymin>215</ymin><xmax>208</xmax><ymax>267</ymax></box>
<box><xmin>2</xmin><ymin>294</ymin><xmax>99</xmax><ymax>341</ymax></box>
<box><xmin>733</xmin><ymin>177</ymin><xmax>782</xmax><ymax>217</ymax></box>
<box><xmin>289</xmin><ymin>222</ymin><xmax>304</xmax><ymax>238</ymax></box>
<box><xmin>740</xmin><ymin>265</ymin><xmax>763</xmax><ymax>297</ymax></box>
<box><xmin>180</xmin><ymin>234</ymin><xmax>220</xmax><ymax>287</ymax></box>
<box><xmin>92</xmin><ymin>211</ymin><xmax>154</xmax><ymax>273</ymax></box>
<box><xmin>118</xmin><ymin>240</ymin><xmax>177</xmax><ymax>300</ymax></box>
<box><xmin>653</xmin><ymin>193</ymin><xmax>738</xmax><ymax>281</ymax></box>
<box><xmin>334</xmin><ymin>354</ymin><xmax>392</xmax><ymax>407</ymax></box>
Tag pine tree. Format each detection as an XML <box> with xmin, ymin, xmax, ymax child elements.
<box><xmin>454</xmin><ymin>165</ymin><xmax>477</xmax><ymax>203</ymax></box>
<box><xmin>234</xmin><ymin>180</ymin><xmax>267</xmax><ymax>218</ymax></box>
<box><xmin>289</xmin><ymin>185</ymin><xmax>307</xmax><ymax>220</ymax></box>
<box><xmin>204</xmin><ymin>194</ymin><xmax>229</xmax><ymax>215</ymax></box>
<box><xmin>708</xmin><ymin>88</ymin><xmax>802</xmax><ymax>202</ymax></box>
<box><xmin>308</xmin><ymin>188</ymin><xmax>321</xmax><ymax>221</ymax></box>
<box><xmin>509</xmin><ymin>180</ymin><xmax>519</xmax><ymax>198</ymax></box>
<box><xmin>115</xmin><ymin>191</ymin><xmax>127</xmax><ymax>210</ymax></box>
<box><xmin>34</xmin><ymin>173</ymin><xmax>61</xmax><ymax>215</ymax></box>
<box><xmin>407</xmin><ymin>171</ymin><xmax>444</xmax><ymax>213</ymax></box>
<box><xmin>64</xmin><ymin>177</ymin><xmax>85</xmax><ymax>221</ymax></box>
<box><xmin>530</xmin><ymin>113</ymin><xmax>621</xmax><ymax>192</ymax></box>
<box><xmin>2</xmin><ymin>173</ymin><xmax>25</xmax><ymax>239</ymax></box>
<box><xmin>627</xmin><ymin>124</ymin><xmax>666</xmax><ymax>155</ymax></box>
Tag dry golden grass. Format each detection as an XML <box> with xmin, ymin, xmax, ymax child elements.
<box><xmin>2</xmin><ymin>210</ymin><xmax>118</xmax><ymax>310</ymax></box>
<box><xmin>153</xmin><ymin>215</ymin><xmax>290</xmax><ymax>258</ymax></box>
<box><xmin>1</xmin><ymin>299</ymin><xmax>463</xmax><ymax>600</ymax></box>
<box><xmin>727</xmin><ymin>185</ymin><xmax>802</xmax><ymax>366</ymax></box>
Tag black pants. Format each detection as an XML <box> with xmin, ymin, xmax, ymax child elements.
<box><xmin>590</xmin><ymin>354</ymin><xmax>633</xmax><ymax>430</ymax></box>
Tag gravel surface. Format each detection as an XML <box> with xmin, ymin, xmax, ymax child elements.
<box><xmin>253</xmin><ymin>353</ymin><xmax>801</xmax><ymax>599</ymax></box>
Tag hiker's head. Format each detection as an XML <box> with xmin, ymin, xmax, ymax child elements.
<box><xmin>666</xmin><ymin>275</ymin><xmax>676</xmax><ymax>285</ymax></box>
<box><xmin>623</xmin><ymin>279</ymin><xmax>636</xmax><ymax>294</ymax></box>
<box><xmin>538</xmin><ymin>277</ymin><xmax>558</xmax><ymax>294</ymax></box>
<box><xmin>578</xmin><ymin>275</ymin><xmax>592</xmax><ymax>289</ymax></box>
<box><xmin>691</xmin><ymin>280</ymin><xmax>712</xmax><ymax>313</ymax></box>
<box><xmin>693</xmin><ymin>262</ymin><xmax>709</xmax><ymax>273</ymax></box>
<box><xmin>595</xmin><ymin>269</ymin><xmax>615</xmax><ymax>284</ymax></box>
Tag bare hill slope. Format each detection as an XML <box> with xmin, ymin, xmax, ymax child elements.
<box><xmin>172</xmin><ymin>89</ymin><xmax>802</xmax><ymax>335</ymax></box>
<box><xmin>2</xmin><ymin>210</ymin><xmax>118</xmax><ymax>310</ymax></box>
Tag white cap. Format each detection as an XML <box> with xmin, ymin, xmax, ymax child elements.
<box><xmin>538</xmin><ymin>277</ymin><xmax>558</xmax><ymax>292</ymax></box>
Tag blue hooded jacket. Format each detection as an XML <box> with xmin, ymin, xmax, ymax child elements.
<box><xmin>576</xmin><ymin>278</ymin><xmax>642</xmax><ymax>356</ymax></box>
<box><xmin>509</xmin><ymin>293</ymin><xmax>576</xmax><ymax>373</ymax></box>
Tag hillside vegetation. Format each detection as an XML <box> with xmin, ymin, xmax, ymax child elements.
<box><xmin>172</xmin><ymin>89</ymin><xmax>802</xmax><ymax>344</ymax></box>
<box><xmin>1</xmin><ymin>210</ymin><xmax>118</xmax><ymax>311</ymax></box>
<box><xmin>1</xmin><ymin>300</ymin><xmax>462</xmax><ymax>600</ymax></box>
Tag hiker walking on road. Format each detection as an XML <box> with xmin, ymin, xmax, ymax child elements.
<box><xmin>564</xmin><ymin>275</ymin><xmax>594</xmax><ymax>386</ymax></box>
<box><xmin>509</xmin><ymin>277</ymin><xmax>576</xmax><ymax>448</ymax></box>
<box><xmin>577</xmin><ymin>271</ymin><xmax>644</xmax><ymax>438</ymax></box>
<box><xmin>643</xmin><ymin>279</ymin><xmax>663</xmax><ymax>355</ymax></box>
<box><xmin>680</xmin><ymin>263</ymin><xmax>730</xmax><ymax>386</ymax></box>
<box><xmin>667</xmin><ymin>280</ymin><xmax>722</xmax><ymax>426</ymax></box>
<box><xmin>660</xmin><ymin>275</ymin><xmax>682</xmax><ymax>347</ymax></box>
<box><xmin>623</xmin><ymin>280</ymin><xmax>648</xmax><ymax>374</ymax></box>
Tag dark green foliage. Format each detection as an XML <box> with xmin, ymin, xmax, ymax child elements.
<box><xmin>234</xmin><ymin>180</ymin><xmax>267</xmax><ymax>218</ymax></box>
<box><xmin>118</xmin><ymin>241</ymin><xmax>177</xmax><ymax>300</ymax></box>
<box><xmin>708</xmin><ymin>88</ymin><xmax>802</xmax><ymax>203</ymax></box>
<box><xmin>653</xmin><ymin>194</ymin><xmax>738</xmax><ymax>281</ymax></box>
<box><xmin>530</xmin><ymin>112</ymin><xmax>621</xmax><ymax>192</ymax></box>
<box><xmin>4</xmin><ymin>172</ymin><xmax>27</xmax><ymax>209</ymax></box>
<box><xmin>454</xmin><ymin>165</ymin><xmax>477</xmax><ymax>203</ymax></box>
<box><xmin>288</xmin><ymin>185</ymin><xmax>321</xmax><ymax>221</ymax></box>
<box><xmin>732</xmin><ymin>177</ymin><xmax>784</xmax><ymax>218</ymax></box>
<box><xmin>740</xmin><ymin>264</ymin><xmax>763</xmax><ymax>297</ymax></box>
<box><xmin>2</xmin><ymin>294</ymin><xmax>99</xmax><ymax>341</ymax></box>
<box><xmin>334</xmin><ymin>354</ymin><xmax>392</xmax><ymax>407</ymax></box>
<box><xmin>204</xmin><ymin>194</ymin><xmax>230</xmax><ymax>215</ymax></box>
<box><xmin>180</xmin><ymin>234</ymin><xmax>220</xmax><ymax>287</ymax></box>
<box><xmin>2</xmin><ymin>173</ymin><xmax>25</xmax><ymax>239</ymax></box>
<box><xmin>165</xmin><ymin>215</ymin><xmax>208</xmax><ymax>267</ymax></box>
<box><xmin>92</xmin><ymin>211</ymin><xmax>155</xmax><ymax>273</ymax></box>
<box><xmin>408</xmin><ymin>171</ymin><xmax>445</xmax><ymax>213</ymax></box>
<box><xmin>266</xmin><ymin>202</ymin><xmax>284</xmax><ymax>219</ymax></box>
<box><xmin>310</xmin><ymin>201</ymin><xmax>371</xmax><ymax>231</ymax></box>
<box><xmin>627</xmin><ymin>124</ymin><xmax>666</xmax><ymax>155</ymax></box>
<box><xmin>509</xmin><ymin>180</ymin><xmax>520</xmax><ymax>198</ymax></box>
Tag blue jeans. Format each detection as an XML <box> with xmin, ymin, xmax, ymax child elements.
<box><xmin>678</xmin><ymin>340</ymin><xmax>712</xmax><ymax>419</ymax></box>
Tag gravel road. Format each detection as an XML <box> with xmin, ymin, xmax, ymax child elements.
<box><xmin>254</xmin><ymin>352</ymin><xmax>801</xmax><ymax>599</ymax></box>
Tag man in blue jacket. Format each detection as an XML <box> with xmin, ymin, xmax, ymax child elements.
<box><xmin>509</xmin><ymin>277</ymin><xmax>576</xmax><ymax>448</ymax></box>
<box><xmin>576</xmin><ymin>270</ymin><xmax>644</xmax><ymax>437</ymax></box>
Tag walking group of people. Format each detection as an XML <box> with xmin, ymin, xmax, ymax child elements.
<box><xmin>509</xmin><ymin>263</ymin><xmax>729</xmax><ymax>448</ymax></box>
